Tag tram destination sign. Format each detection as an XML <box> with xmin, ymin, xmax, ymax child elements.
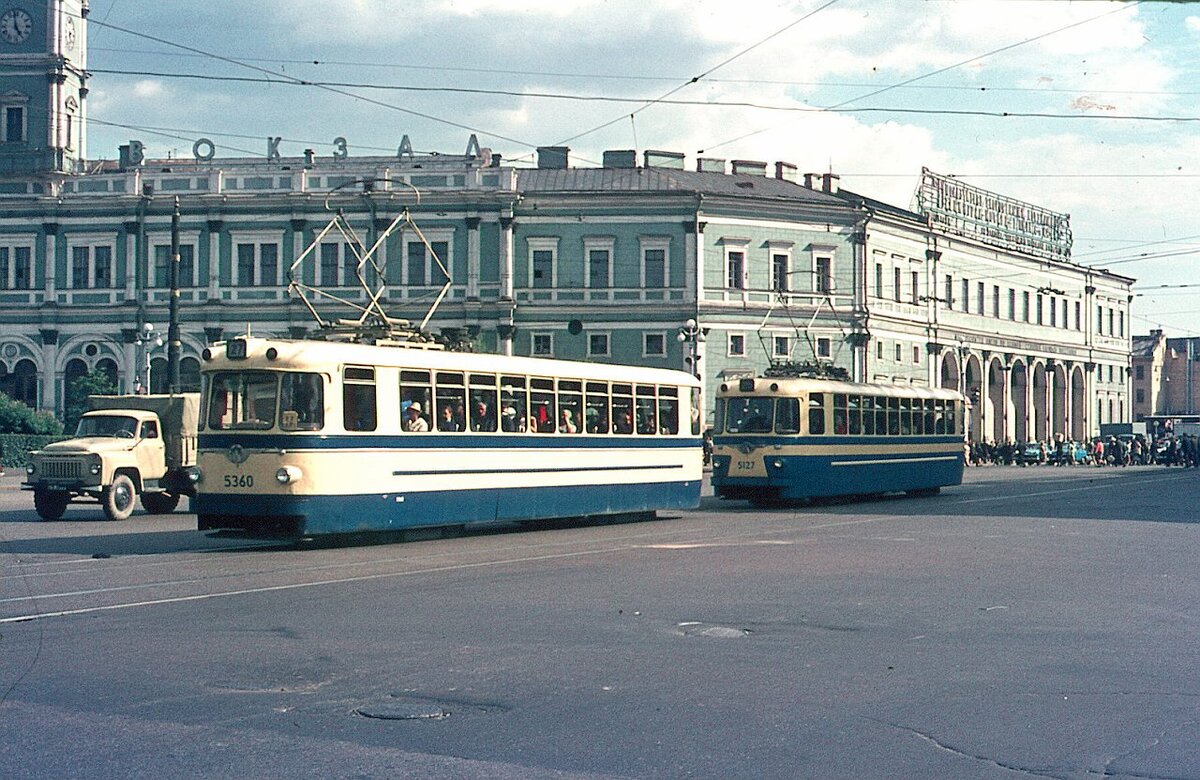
<box><xmin>916</xmin><ymin>167</ymin><xmax>1073</xmax><ymax>263</ymax></box>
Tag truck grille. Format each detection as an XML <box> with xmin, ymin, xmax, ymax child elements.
<box><xmin>40</xmin><ymin>459</ymin><xmax>84</xmax><ymax>480</ymax></box>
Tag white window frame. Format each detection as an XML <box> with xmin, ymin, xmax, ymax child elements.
<box><xmin>913</xmin><ymin>345</ymin><xmax>921</xmax><ymax>364</ymax></box>
<box><xmin>639</xmin><ymin>236</ymin><xmax>670</xmax><ymax>289</ymax></box>
<box><xmin>583</xmin><ymin>236</ymin><xmax>614</xmax><ymax>289</ymax></box>
<box><xmin>66</xmin><ymin>236</ymin><xmax>116</xmax><ymax>290</ymax></box>
<box><xmin>643</xmin><ymin>332</ymin><xmax>667</xmax><ymax>357</ymax></box>
<box><xmin>722</xmin><ymin>238</ymin><xmax>750</xmax><ymax>290</ymax></box>
<box><xmin>403</xmin><ymin>230</ymin><xmax>454</xmax><ymax>287</ymax></box>
<box><xmin>811</xmin><ymin>246</ymin><xmax>835</xmax><ymax>294</ymax></box>
<box><xmin>727</xmin><ymin>332</ymin><xmax>746</xmax><ymax>358</ymax></box>
<box><xmin>586</xmin><ymin>331</ymin><xmax>610</xmax><ymax>357</ymax></box>
<box><xmin>768</xmin><ymin>241</ymin><xmax>794</xmax><ymax>293</ymax></box>
<box><xmin>531</xmin><ymin>332</ymin><xmax>554</xmax><ymax>356</ymax></box>
<box><xmin>816</xmin><ymin>337</ymin><xmax>832</xmax><ymax>359</ymax></box>
<box><xmin>773</xmin><ymin>335</ymin><xmax>790</xmax><ymax>358</ymax></box>
<box><xmin>230</xmin><ymin>231</ymin><xmax>283</xmax><ymax>288</ymax></box>
<box><xmin>148</xmin><ymin>231</ymin><xmax>201</xmax><ymax>288</ymax></box>
<box><xmin>876</xmin><ymin>340</ymin><xmax>884</xmax><ymax>360</ymax></box>
<box><xmin>528</xmin><ymin>237</ymin><xmax>558</xmax><ymax>289</ymax></box>
<box><xmin>1</xmin><ymin>91</ymin><xmax>28</xmax><ymax>143</ymax></box>
<box><xmin>318</xmin><ymin>241</ymin><xmax>356</xmax><ymax>287</ymax></box>
<box><xmin>0</xmin><ymin>239</ymin><xmax>35</xmax><ymax>290</ymax></box>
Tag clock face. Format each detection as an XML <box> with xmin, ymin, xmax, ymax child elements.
<box><xmin>0</xmin><ymin>7</ymin><xmax>33</xmax><ymax>44</ymax></box>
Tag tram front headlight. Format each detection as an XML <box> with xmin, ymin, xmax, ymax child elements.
<box><xmin>276</xmin><ymin>466</ymin><xmax>303</xmax><ymax>485</ymax></box>
<box><xmin>186</xmin><ymin>466</ymin><xmax>203</xmax><ymax>485</ymax></box>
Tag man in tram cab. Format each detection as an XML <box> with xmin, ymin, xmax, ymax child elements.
<box><xmin>404</xmin><ymin>402</ymin><xmax>429</xmax><ymax>432</ymax></box>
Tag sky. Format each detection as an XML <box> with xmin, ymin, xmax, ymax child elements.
<box><xmin>79</xmin><ymin>0</ymin><xmax>1200</xmax><ymax>337</ymax></box>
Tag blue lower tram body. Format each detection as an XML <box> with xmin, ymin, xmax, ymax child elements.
<box><xmin>711</xmin><ymin>438</ymin><xmax>965</xmax><ymax>502</ymax></box>
<box><xmin>197</xmin><ymin>479</ymin><xmax>700</xmax><ymax>537</ymax></box>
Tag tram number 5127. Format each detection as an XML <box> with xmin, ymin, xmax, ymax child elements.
<box><xmin>735</xmin><ymin>460</ymin><xmax>757</xmax><ymax>471</ymax></box>
<box><xmin>223</xmin><ymin>474</ymin><xmax>254</xmax><ymax>488</ymax></box>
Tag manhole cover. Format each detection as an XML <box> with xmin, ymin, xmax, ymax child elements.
<box><xmin>356</xmin><ymin>702</ymin><xmax>450</xmax><ymax>721</ymax></box>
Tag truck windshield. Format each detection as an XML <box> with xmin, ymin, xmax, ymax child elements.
<box><xmin>206</xmin><ymin>371</ymin><xmax>278</xmax><ymax>430</ymax></box>
<box><xmin>76</xmin><ymin>415</ymin><xmax>138</xmax><ymax>438</ymax></box>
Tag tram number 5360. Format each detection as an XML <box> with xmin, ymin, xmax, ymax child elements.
<box><xmin>223</xmin><ymin>474</ymin><xmax>254</xmax><ymax>488</ymax></box>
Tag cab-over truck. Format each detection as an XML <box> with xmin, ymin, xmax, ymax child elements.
<box><xmin>24</xmin><ymin>393</ymin><xmax>199</xmax><ymax>521</ymax></box>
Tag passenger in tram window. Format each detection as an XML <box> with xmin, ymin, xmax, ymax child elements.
<box><xmin>471</xmin><ymin>398</ymin><xmax>496</xmax><ymax>432</ymax></box>
<box><xmin>615</xmin><ymin>408</ymin><xmax>634</xmax><ymax>434</ymax></box>
<box><xmin>454</xmin><ymin>401</ymin><xmax>467</xmax><ymax>432</ymax></box>
<box><xmin>833</xmin><ymin>411</ymin><xmax>848</xmax><ymax>435</ymax></box>
<box><xmin>637</xmin><ymin>410</ymin><xmax>657</xmax><ymax>435</ymax></box>
<box><xmin>439</xmin><ymin>405</ymin><xmax>461</xmax><ymax>432</ymax></box>
<box><xmin>501</xmin><ymin>406</ymin><xmax>520</xmax><ymax>432</ymax></box>
<box><xmin>404</xmin><ymin>402</ymin><xmax>429</xmax><ymax>432</ymax></box>
<box><xmin>559</xmin><ymin>408</ymin><xmax>578</xmax><ymax>433</ymax></box>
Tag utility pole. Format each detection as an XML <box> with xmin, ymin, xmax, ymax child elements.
<box><xmin>167</xmin><ymin>197</ymin><xmax>181</xmax><ymax>394</ymax></box>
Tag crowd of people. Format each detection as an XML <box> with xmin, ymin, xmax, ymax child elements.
<box><xmin>965</xmin><ymin>434</ymin><xmax>1200</xmax><ymax>468</ymax></box>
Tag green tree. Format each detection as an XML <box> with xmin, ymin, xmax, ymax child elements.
<box><xmin>0</xmin><ymin>391</ymin><xmax>63</xmax><ymax>435</ymax></box>
<box><xmin>63</xmin><ymin>369</ymin><xmax>118</xmax><ymax>434</ymax></box>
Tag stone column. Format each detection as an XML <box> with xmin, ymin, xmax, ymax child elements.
<box><xmin>466</xmin><ymin>216</ymin><xmax>481</xmax><ymax>301</ymax></box>
<box><xmin>498</xmin><ymin>215</ymin><xmax>514</xmax><ymax>301</ymax></box>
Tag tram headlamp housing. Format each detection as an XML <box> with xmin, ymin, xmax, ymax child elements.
<box><xmin>276</xmin><ymin>466</ymin><xmax>303</xmax><ymax>485</ymax></box>
<box><xmin>186</xmin><ymin>466</ymin><xmax>203</xmax><ymax>484</ymax></box>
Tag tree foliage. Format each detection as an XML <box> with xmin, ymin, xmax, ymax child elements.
<box><xmin>63</xmin><ymin>369</ymin><xmax>118</xmax><ymax>434</ymax></box>
<box><xmin>0</xmin><ymin>391</ymin><xmax>63</xmax><ymax>435</ymax></box>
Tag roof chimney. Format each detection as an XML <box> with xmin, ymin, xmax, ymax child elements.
<box><xmin>821</xmin><ymin>172</ymin><xmax>840</xmax><ymax>193</ymax></box>
<box><xmin>603</xmin><ymin>149</ymin><xmax>637</xmax><ymax>168</ymax></box>
<box><xmin>536</xmin><ymin>146</ymin><xmax>570</xmax><ymax>169</ymax></box>
<box><xmin>644</xmin><ymin>150</ymin><xmax>685</xmax><ymax>170</ymax></box>
<box><xmin>696</xmin><ymin>157</ymin><xmax>726</xmax><ymax>174</ymax></box>
<box><xmin>731</xmin><ymin>159</ymin><xmax>767</xmax><ymax>177</ymax></box>
<box><xmin>775</xmin><ymin>161</ymin><xmax>798</xmax><ymax>183</ymax></box>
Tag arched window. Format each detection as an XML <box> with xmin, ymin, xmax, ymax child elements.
<box><xmin>96</xmin><ymin>358</ymin><xmax>118</xmax><ymax>390</ymax></box>
<box><xmin>180</xmin><ymin>356</ymin><xmax>201</xmax><ymax>392</ymax></box>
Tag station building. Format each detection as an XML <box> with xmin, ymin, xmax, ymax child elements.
<box><xmin>0</xmin><ymin>0</ymin><xmax>1132</xmax><ymax>441</ymax></box>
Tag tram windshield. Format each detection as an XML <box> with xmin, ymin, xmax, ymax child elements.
<box><xmin>207</xmin><ymin>371</ymin><xmax>279</xmax><ymax>431</ymax></box>
<box><xmin>723</xmin><ymin>397</ymin><xmax>775</xmax><ymax>434</ymax></box>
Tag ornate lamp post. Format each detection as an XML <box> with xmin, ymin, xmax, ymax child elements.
<box><xmin>677</xmin><ymin>318</ymin><xmax>705</xmax><ymax>380</ymax></box>
<box><xmin>134</xmin><ymin>322</ymin><xmax>163</xmax><ymax>394</ymax></box>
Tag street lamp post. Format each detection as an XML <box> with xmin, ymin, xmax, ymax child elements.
<box><xmin>134</xmin><ymin>323</ymin><xmax>163</xmax><ymax>394</ymax></box>
<box><xmin>676</xmin><ymin>318</ymin><xmax>705</xmax><ymax>380</ymax></box>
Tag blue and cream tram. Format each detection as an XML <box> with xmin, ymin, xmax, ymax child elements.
<box><xmin>193</xmin><ymin>335</ymin><xmax>703</xmax><ymax>536</ymax></box>
<box><xmin>711</xmin><ymin>375</ymin><xmax>966</xmax><ymax>503</ymax></box>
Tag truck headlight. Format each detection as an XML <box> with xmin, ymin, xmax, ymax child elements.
<box><xmin>276</xmin><ymin>466</ymin><xmax>303</xmax><ymax>485</ymax></box>
<box><xmin>89</xmin><ymin>463</ymin><xmax>102</xmax><ymax>476</ymax></box>
<box><xmin>26</xmin><ymin>463</ymin><xmax>35</xmax><ymax>475</ymax></box>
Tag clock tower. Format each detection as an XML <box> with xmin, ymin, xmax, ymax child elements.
<box><xmin>0</xmin><ymin>0</ymin><xmax>88</xmax><ymax>177</ymax></box>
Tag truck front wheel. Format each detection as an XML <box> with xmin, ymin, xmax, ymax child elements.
<box><xmin>141</xmin><ymin>491</ymin><xmax>180</xmax><ymax>514</ymax></box>
<box><xmin>34</xmin><ymin>489</ymin><xmax>70</xmax><ymax>521</ymax></box>
<box><xmin>102</xmin><ymin>474</ymin><xmax>137</xmax><ymax>521</ymax></box>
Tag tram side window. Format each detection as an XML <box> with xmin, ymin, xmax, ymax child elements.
<box><xmin>807</xmin><ymin>394</ymin><xmax>825</xmax><ymax>435</ymax></box>
<box><xmin>911</xmin><ymin>399</ymin><xmax>925</xmax><ymax>435</ymax></box>
<box><xmin>435</xmin><ymin>372</ymin><xmax>466</xmax><ymax>432</ymax></box>
<box><xmin>887</xmin><ymin>397</ymin><xmax>900</xmax><ymax>435</ymax></box>
<box><xmin>586</xmin><ymin>381</ymin><xmax>610</xmax><ymax>433</ymax></box>
<box><xmin>899</xmin><ymin>398</ymin><xmax>912</xmax><ymax>435</ymax></box>
<box><xmin>659</xmin><ymin>387</ymin><xmax>679</xmax><ymax>435</ymax></box>
<box><xmin>862</xmin><ymin>396</ymin><xmax>877</xmax><ymax>435</ymax></box>
<box><xmin>280</xmin><ymin>372</ymin><xmax>324</xmax><ymax>431</ymax></box>
<box><xmin>848</xmin><ymin>395</ymin><xmax>862</xmax><ymax>435</ymax></box>
<box><xmin>775</xmin><ymin>397</ymin><xmax>800</xmax><ymax>434</ymax></box>
<box><xmin>530</xmin><ymin>378</ymin><xmax>556</xmax><ymax>433</ymax></box>
<box><xmin>690</xmin><ymin>387</ymin><xmax>702</xmax><ymax>435</ymax></box>
<box><xmin>934</xmin><ymin>399</ymin><xmax>947</xmax><ymax>434</ymax></box>
<box><xmin>833</xmin><ymin>394</ymin><xmax>848</xmax><ymax>435</ymax></box>
<box><xmin>343</xmin><ymin>366</ymin><xmax>377</xmax><ymax>432</ymax></box>
<box><xmin>469</xmin><ymin>374</ymin><xmax>498</xmax><ymax>433</ymax></box>
<box><xmin>612</xmin><ymin>383</ymin><xmax>634</xmax><ymax>434</ymax></box>
<box><xmin>874</xmin><ymin>397</ymin><xmax>887</xmax><ymax>436</ymax></box>
<box><xmin>713</xmin><ymin>397</ymin><xmax>726</xmax><ymax>435</ymax></box>
<box><xmin>727</xmin><ymin>397</ymin><xmax>774</xmax><ymax>434</ymax></box>
<box><xmin>947</xmin><ymin>402</ymin><xmax>958</xmax><ymax>435</ymax></box>
<box><xmin>924</xmin><ymin>399</ymin><xmax>936</xmax><ymax>434</ymax></box>
<box><xmin>500</xmin><ymin>375</ymin><xmax>528</xmax><ymax>432</ymax></box>
<box><xmin>558</xmin><ymin>379</ymin><xmax>583</xmax><ymax>433</ymax></box>
<box><xmin>635</xmin><ymin>385</ymin><xmax>658</xmax><ymax>434</ymax></box>
<box><xmin>399</xmin><ymin>370</ymin><xmax>432</xmax><ymax>432</ymax></box>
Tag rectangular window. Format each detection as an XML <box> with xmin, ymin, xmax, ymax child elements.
<box><xmin>775</xmin><ymin>397</ymin><xmax>800</xmax><ymax>435</ymax></box>
<box><xmin>874</xmin><ymin>263</ymin><xmax>883</xmax><ymax>298</ymax></box>
<box><xmin>772</xmin><ymin>253</ymin><xmax>789</xmax><ymax>292</ymax></box>
<box><xmin>408</xmin><ymin>240</ymin><xmax>450</xmax><ymax>287</ymax></box>
<box><xmin>407</xmin><ymin>241</ymin><xmax>427</xmax><ymax>286</ymax></box>
<box><xmin>279</xmin><ymin>372</ymin><xmax>324</xmax><ymax>431</ymax></box>
<box><xmin>945</xmin><ymin>275</ymin><xmax>953</xmax><ymax>309</ymax></box>
<box><xmin>1136</xmin><ymin>365</ymin><xmax>1144</xmax><ymax>380</ymax></box>
<box><xmin>434</xmin><ymin>372</ymin><xmax>466</xmax><ymax>432</ymax></box>
<box><xmin>320</xmin><ymin>243</ymin><xmax>340</xmax><ymax>286</ymax></box>
<box><xmin>1023</xmin><ymin>291</ymin><xmax>1031</xmax><ymax>322</ymax></box>
<box><xmin>532</xmin><ymin>333</ymin><xmax>553</xmax><ymax>356</ymax></box>
<box><xmin>1036</xmin><ymin>294</ymin><xmax>1043</xmax><ymax>325</ymax></box>
<box><xmin>1049</xmin><ymin>297</ymin><xmax>1056</xmax><ymax>327</ymax></box>
<box><xmin>1136</xmin><ymin>389</ymin><xmax>1145</xmax><ymax>403</ymax></box>
<box><xmin>71</xmin><ymin>246</ymin><xmax>88</xmax><ymax>288</ymax></box>
<box><xmin>808</xmin><ymin>393</ymin><xmax>826</xmax><ymax>435</ymax></box>
<box><xmin>644</xmin><ymin>333</ymin><xmax>666</xmax><ymax>357</ymax></box>
<box><xmin>4</xmin><ymin>106</ymin><xmax>24</xmax><ymax>143</ymax></box>
<box><xmin>343</xmin><ymin>366</ymin><xmax>377</xmax><ymax>432</ymax></box>
<box><xmin>235</xmin><ymin>241</ymin><xmax>279</xmax><ymax>287</ymax></box>
<box><xmin>728</xmin><ymin>333</ymin><xmax>745</xmax><ymax>357</ymax></box>
<box><xmin>1110</xmin><ymin>309</ymin><xmax>1117</xmax><ymax>337</ymax></box>
<box><xmin>585</xmin><ymin>381</ymin><xmax>610</xmax><ymax>434</ymax></box>
<box><xmin>993</xmin><ymin>285</ymin><xmax>1000</xmax><ymax>318</ymax></box>
<box><xmin>726</xmin><ymin>251</ymin><xmax>745</xmax><ymax>290</ymax></box>
<box><xmin>400</xmin><ymin>369</ymin><xmax>433</xmax><ymax>433</ymax></box>
<box><xmin>815</xmin><ymin>257</ymin><xmax>832</xmax><ymax>293</ymax></box>
<box><xmin>643</xmin><ymin>247</ymin><xmax>667</xmax><ymax>288</ymax></box>
<box><xmin>530</xmin><ymin>377</ymin><xmax>556</xmax><ymax>433</ymax></box>
<box><xmin>913</xmin><ymin>345</ymin><xmax>921</xmax><ymax>364</ymax></box>
<box><xmin>1008</xmin><ymin>288</ymin><xmax>1015</xmax><ymax>320</ymax></box>
<box><xmin>587</xmin><ymin>333</ymin><xmax>610</xmax><ymax>357</ymax></box>
<box><xmin>532</xmin><ymin>249</ymin><xmax>553</xmax><ymax>288</ymax></box>
<box><xmin>612</xmin><ymin>383</ymin><xmax>634</xmax><ymax>434</ymax></box>
<box><xmin>1075</xmin><ymin>301</ymin><xmax>1081</xmax><ymax>331</ymax></box>
<box><xmin>588</xmin><ymin>248</ymin><xmax>610</xmax><ymax>288</ymax></box>
<box><xmin>895</xmin><ymin>344</ymin><xmax>902</xmax><ymax>361</ymax></box>
<box><xmin>500</xmin><ymin>376</ymin><xmax>528</xmax><ymax>432</ymax></box>
<box><xmin>154</xmin><ymin>244</ymin><xmax>195</xmax><ymax>288</ymax></box>
<box><xmin>911</xmin><ymin>271</ymin><xmax>919</xmax><ymax>305</ymax></box>
<box><xmin>774</xmin><ymin>336</ymin><xmax>789</xmax><ymax>358</ymax></box>
<box><xmin>469</xmin><ymin>374</ymin><xmax>499</xmax><ymax>433</ymax></box>
<box><xmin>978</xmin><ymin>282</ymin><xmax>985</xmax><ymax>315</ymax></box>
<box><xmin>1097</xmin><ymin>305</ymin><xmax>1104</xmax><ymax>335</ymax></box>
<box><xmin>93</xmin><ymin>246</ymin><xmax>112</xmax><ymax>288</ymax></box>
<box><xmin>816</xmin><ymin>337</ymin><xmax>832</xmax><ymax>359</ymax></box>
<box><xmin>893</xmin><ymin>268</ymin><xmax>901</xmax><ymax>303</ymax></box>
<box><xmin>962</xmin><ymin>279</ymin><xmax>970</xmax><ymax>312</ymax></box>
<box><xmin>876</xmin><ymin>340</ymin><xmax>884</xmax><ymax>360</ymax></box>
<box><xmin>12</xmin><ymin>246</ymin><xmax>30</xmax><ymax>289</ymax></box>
